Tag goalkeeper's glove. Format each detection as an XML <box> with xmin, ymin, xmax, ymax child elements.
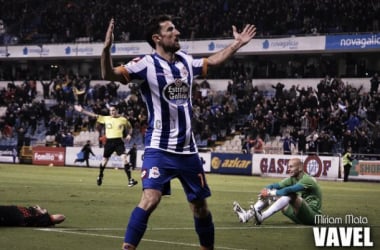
<box><xmin>260</xmin><ymin>188</ymin><xmax>277</xmax><ymax>198</ymax></box>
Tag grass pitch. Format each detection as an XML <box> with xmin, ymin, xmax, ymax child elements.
<box><xmin>0</xmin><ymin>164</ymin><xmax>379</xmax><ymax>250</ymax></box>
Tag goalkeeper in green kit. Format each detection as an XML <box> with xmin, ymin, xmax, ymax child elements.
<box><xmin>233</xmin><ymin>158</ymin><xmax>322</xmax><ymax>225</ymax></box>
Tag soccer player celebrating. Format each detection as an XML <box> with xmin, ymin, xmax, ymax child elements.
<box><xmin>233</xmin><ymin>158</ymin><xmax>322</xmax><ymax>225</ymax></box>
<box><xmin>101</xmin><ymin>15</ymin><xmax>256</xmax><ymax>250</ymax></box>
<box><xmin>74</xmin><ymin>104</ymin><xmax>138</xmax><ymax>187</ymax></box>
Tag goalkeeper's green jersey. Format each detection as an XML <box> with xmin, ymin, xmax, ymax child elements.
<box><xmin>279</xmin><ymin>173</ymin><xmax>322</xmax><ymax>213</ymax></box>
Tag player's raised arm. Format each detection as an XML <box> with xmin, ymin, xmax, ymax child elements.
<box><xmin>101</xmin><ymin>18</ymin><xmax>127</xmax><ymax>83</ymax></box>
<box><xmin>207</xmin><ymin>24</ymin><xmax>256</xmax><ymax>66</ymax></box>
<box><xmin>74</xmin><ymin>105</ymin><xmax>98</xmax><ymax>118</ymax></box>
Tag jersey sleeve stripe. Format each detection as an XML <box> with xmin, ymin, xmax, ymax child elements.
<box><xmin>115</xmin><ymin>66</ymin><xmax>131</xmax><ymax>84</ymax></box>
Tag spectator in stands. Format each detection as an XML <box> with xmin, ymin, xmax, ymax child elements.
<box><xmin>296</xmin><ymin>130</ymin><xmax>307</xmax><ymax>154</ymax></box>
<box><xmin>3</xmin><ymin>0</ymin><xmax>380</xmax><ymax>45</ymax></box>
<box><xmin>16</xmin><ymin>127</ymin><xmax>26</xmax><ymax>158</ymax></box>
<box><xmin>12</xmin><ymin>147</ymin><xmax>17</xmax><ymax>163</ymax></box>
<box><xmin>73</xmin><ymin>85</ymin><xmax>86</xmax><ymax>106</ymax></box>
<box><xmin>106</xmin><ymin>81</ymin><xmax>120</xmax><ymax>101</ymax></box>
<box><xmin>300</xmin><ymin>110</ymin><xmax>311</xmax><ymax>135</ymax></box>
<box><xmin>272</xmin><ymin>82</ymin><xmax>285</xmax><ymax>100</ymax></box>
<box><xmin>345</xmin><ymin>112</ymin><xmax>360</xmax><ymax>133</ymax></box>
<box><xmin>316</xmin><ymin>131</ymin><xmax>335</xmax><ymax>156</ymax></box>
<box><xmin>253</xmin><ymin>134</ymin><xmax>265</xmax><ymax>154</ymax></box>
<box><xmin>341</xmin><ymin>129</ymin><xmax>354</xmax><ymax>153</ymax></box>
<box><xmin>280</xmin><ymin>134</ymin><xmax>296</xmax><ymax>155</ymax></box>
<box><xmin>40</xmin><ymin>79</ymin><xmax>52</xmax><ymax>99</ymax></box>
<box><xmin>370</xmin><ymin>72</ymin><xmax>379</xmax><ymax>94</ymax></box>
<box><xmin>306</xmin><ymin>131</ymin><xmax>319</xmax><ymax>155</ymax></box>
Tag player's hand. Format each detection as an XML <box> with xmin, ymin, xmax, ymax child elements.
<box><xmin>74</xmin><ymin>105</ymin><xmax>83</xmax><ymax>113</ymax></box>
<box><xmin>260</xmin><ymin>188</ymin><xmax>276</xmax><ymax>198</ymax></box>
<box><xmin>104</xmin><ymin>18</ymin><xmax>115</xmax><ymax>50</ymax></box>
<box><xmin>232</xmin><ymin>24</ymin><xmax>256</xmax><ymax>46</ymax></box>
<box><xmin>125</xmin><ymin>134</ymin><xmax>132</xmax><ymax>142</ymax></box>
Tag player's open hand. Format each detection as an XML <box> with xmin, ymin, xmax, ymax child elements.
<box><xmin>104</xmin><ymin>18</ymin><xmax>115</xmax><ymax>50</ymax></box>
<box><xmin>232</xmin><ymin>24</ymin><xmax>256</xmax><ymax>46</ymax></box>
<box><xmin>74</xmin><ymin>105</ymin><xmax>83</xmax><ymax>113</ymax></box>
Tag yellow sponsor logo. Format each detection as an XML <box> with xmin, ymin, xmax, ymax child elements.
<box><xmin>211</xmin><ymin>157</ymin><xmax>251</xmax><ymax>169</ymax></box>
<box><xmin>211</xmin><ymin>157</ymin><xmax>221</xmax><ymax>169</ymax></box>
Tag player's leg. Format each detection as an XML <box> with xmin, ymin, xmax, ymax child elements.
<box><xmin>98</xmin><ymin>139</ymin><xmax>116</xmax><ymax>185</ymax></box>
<box><xmin>232</xmin><ymin>201</ymin><xmax>249</xmax><ymax>223</ymax></box>
<box><xmin>97</xmin><ymin>157</ymin><xmax>108</xmax><ymax>186</ymax></box>
<box><xmin>253</xmin><ymin>196</ymin><xmax>291</xmax><ymax>225</ymax></box>
<box><xmin>117</xmin><ymin>142</ymin><xmax>138</xmax><ymax>187</ymax></box>
<box><xmin>282</xmin><ymin>196</ymin><xmax>319</xmax><ymax>225</ymax></box>
<box><xmin>343</xmin><ymin>164</ymin><xmax>350</xmax><ymax>182</ymax></box>
<box><xmin>122</xmin><ymin>148</ymin><xmax>173</xmax><ymax>249</ymax></box>
<box><xmin>122</xmin><ymin>189</ymin><xmax>162</xmax><ymax>250</ymax></box>
<box><xmin>85</xmin><ymin>158</ymin><xmax>89</xmax><ymax>167</ymax></box>
<box><xmin>190</xmin><ymin>199</ymin><xmax>214</xmax><ymax>250</ymax></box>
<box><xmin>252</xmin><ymin>194</ymin><xmax>273</xmax><ymax>212</ymax></box>
<box><xmin>239</xmin><ymin>195</ymin><xmax>273</xmax><ymax>223</ymax></box>
<box><xmin>179</xmin><ymin>154</ymin><xmax>214</xmax><ymax>249</ymax></box>
<box><xmin>121</xmin><ymin>153</ymin><xmax>137</xmax><ymax>187</ymax></box>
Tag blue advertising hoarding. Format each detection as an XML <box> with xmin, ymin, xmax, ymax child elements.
<box><xmin>326</xmin><ymin>34</ymin><xmax>380</xmax><ymax>50</ymax></box>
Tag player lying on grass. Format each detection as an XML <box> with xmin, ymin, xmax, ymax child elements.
<box><xmin>233</xmin><ymin>157</ymin><xmax>322</xmax><ymax>225</ymax></box>
<box><xmin>0</xmin><ymin>205</ymin><xmax>65</xmax><ymax>227</ymax></box>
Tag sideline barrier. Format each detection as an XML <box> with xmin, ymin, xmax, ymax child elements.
<box><xmin>349</xmin><ymin>160</ymin><xmax>380</xmax><ymax>181</ymax></box>
<box><xmin>1</xmin><ymin>145</ymin><xmax>379</xmax><ymax>181</ymax></box>
<box><xmin>252</xmin><ymin>154</ymin><xmax>340</xmax><ymax>180</ymax></box>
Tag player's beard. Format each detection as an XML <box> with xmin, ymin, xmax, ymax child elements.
<box><xmin>162</xmin><ymin>41</ymin><xmax>180</xmax><ymax>53</ymax></box>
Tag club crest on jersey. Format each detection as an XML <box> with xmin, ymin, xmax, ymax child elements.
<box><xmin>163</xmin><ymin>79</ymin><xmax>190</xmax><ymax>105</ymax></box>
<box><xmin>148</xmin><ymin>167</ymin><xmax>160</xmax><ymax>179</ymax></box>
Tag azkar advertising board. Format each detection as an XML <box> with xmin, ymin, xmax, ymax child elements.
<box><xmin>32</xmin><ymin>146</ymin><xmax>65</xmax><ymax>166</ymax></box>
<box><xmin>252</xmin><ymin>154</ymin><xmax>340</xmax><ymax>180</ymax></box>
<box><xmin>210</xmin><ymin>153</ymin><xmax>252</xmax><ymax>175</ymax></box>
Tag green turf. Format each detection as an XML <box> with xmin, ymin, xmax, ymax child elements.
<box><xmin>0</xmin><ymin>164</ymin><xmax>379</xmax><ymax>250</ymax></box>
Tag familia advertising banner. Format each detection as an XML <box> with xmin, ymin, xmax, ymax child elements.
<box><xmin>32</xmin><ymin>146</ymin><xmax>65</xmax><ymax>166</ymax></box>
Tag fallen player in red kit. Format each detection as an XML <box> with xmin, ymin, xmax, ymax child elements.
<box><xmin>0</xmin><ymin>205</ymin><xmax>65</xmax><ymax>227</ymax></box>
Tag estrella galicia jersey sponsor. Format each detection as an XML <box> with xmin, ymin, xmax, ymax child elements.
<box><xmin>116</xmin><ymin>51</ymin><xmax>207</xmax><ymax>154</ymax></box>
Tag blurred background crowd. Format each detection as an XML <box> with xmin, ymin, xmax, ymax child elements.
<box><xmin>1</xmin><ymin>0</ymin><xmax>379</xmax><ymax>44</ymax></box>
<box><xmin>0</xmin><ymin>0</ymin><xmax>379</xmax><ymax>159</ymax></box>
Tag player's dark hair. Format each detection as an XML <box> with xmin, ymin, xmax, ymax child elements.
<box><xmin>145</xmin><ymin>15</ymin><xmax>172</xmax><ymax>49</ymax></box>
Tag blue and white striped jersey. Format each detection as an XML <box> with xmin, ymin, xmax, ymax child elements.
<box><xmin>117</xmin><ymin>51</ymin><xmax>207</xmax><ymax>154</ymax></box>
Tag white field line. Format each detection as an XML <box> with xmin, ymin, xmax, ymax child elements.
<box><xmin>37</xmin><ymin>225</ymin><xmax>312</xmax><ymax>232</ymax></box>
<box><xmin>37</xmin><ymin>226</ymin><xmax>266</xmax><ymax>250</ymax></box>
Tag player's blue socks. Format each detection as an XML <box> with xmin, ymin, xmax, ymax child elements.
<box><xmin>124</xmin><ymin>207</ymin><xmax>150</xmax><ymax>246</ymax></box>
<box><xmin>194</xmin><ymin>212</ymin><xmax>214</xmax><ymax>248</ymax></box>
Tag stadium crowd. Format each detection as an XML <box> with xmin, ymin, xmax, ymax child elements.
<box><xmin>0</xmin><ymin>0</ymin><xmax>379</xmax><ymax>45</ymax></box>
<box><xmin>0</xmin><ymin>71</ymin><xmax>379</xmax><ymax>159</ymax></box>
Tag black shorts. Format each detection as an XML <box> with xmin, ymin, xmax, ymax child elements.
<box><xmin>103</xmin><ymin>138</ymin><xmax>126</xmax><ymax>158</ymax></box>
